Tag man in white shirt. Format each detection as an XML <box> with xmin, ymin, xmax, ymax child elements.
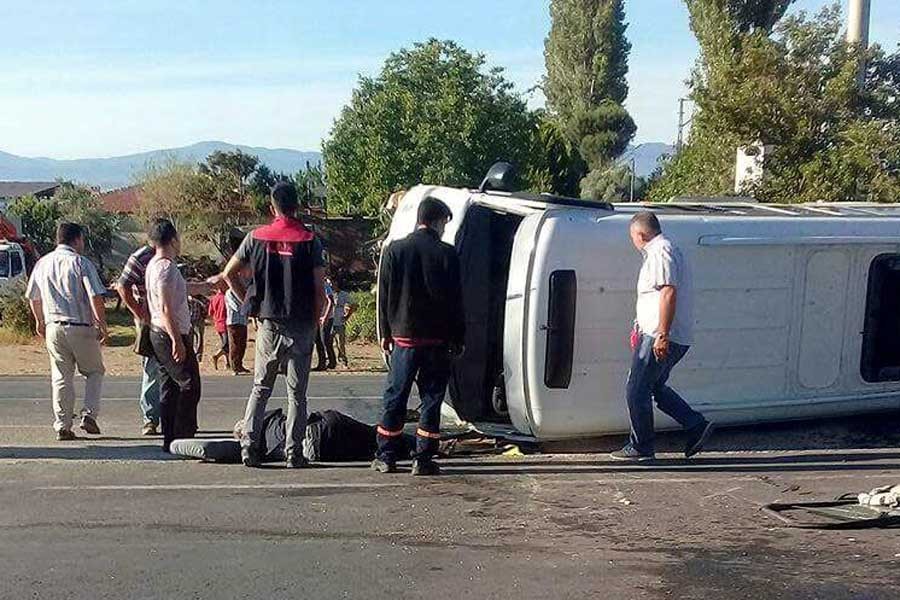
<box><xmin>26</xmin><ymin>222</ymin><xmax>108</xmax><ymax>440</ymax></box>
<box><xmin>610</xmin><ymin>211</ymin><xmax>714</xmax><ymax>461</ymax></box>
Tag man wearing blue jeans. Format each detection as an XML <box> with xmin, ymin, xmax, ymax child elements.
<box><xmin>374</xmin><ymin>197</ymin><xmax>464</xmax><ymax>476</ymax></box>
<box><xmin>117</xmin><ymin>244</ymin><xmax>160</xmax><ymax>436</ymax></box>
<box><xmin>611</xmin><ymin>211</ymin><xmax>714</xmax><ymax>461</ymax></box>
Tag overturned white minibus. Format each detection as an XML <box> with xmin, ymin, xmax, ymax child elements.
<box><xmin>379</xmin><ymin>169</ymin><xmax>900</xmax><ymax>441</ymax></box>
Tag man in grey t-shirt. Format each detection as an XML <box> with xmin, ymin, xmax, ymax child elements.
<box><xmin>610</xmin><ymin>212</ymin><xmax>714</xmax><ymax>461</ymax></box>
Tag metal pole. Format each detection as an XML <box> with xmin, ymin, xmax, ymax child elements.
<box><xmin>676</xmin><ymin>98</ymin><xmax>685</xmax><ymax>153</ymax></box>
<box><xmin>629</xmin><ymin>157</ymin><xmax>636</xmax><ymax>202</ymax></box>
<box><xmin>847</xmin><ymin>0</ymin><xmax>871</xmax><ymax>86</ymax></box>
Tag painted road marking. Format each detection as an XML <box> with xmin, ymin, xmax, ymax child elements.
<box><xmin>36</xmin><ymin>483</ymin><xmax>403</xmax><ymax>491</ymax></box>
<box><xmin>0</xmin><ymin>395</ymin><xmax>384</xmax><ymax>402</ymax></box>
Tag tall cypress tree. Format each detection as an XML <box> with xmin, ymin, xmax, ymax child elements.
<box><xmin>543</xmin><ymin>0</ymin><xmax>636</xmax><ymax>200</ymax></box>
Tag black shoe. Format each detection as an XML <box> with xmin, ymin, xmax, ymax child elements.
<box><xmin>684</xmin><ymin>421</ymin><xmax>715</xmax><ymax>458</ymax></box>
<box><xmin>312</xmin><ymin>365</ymin><xmax>326</xmax><ymax>372</ymax></box>
<box><xmin>411</xmin><ymin>458</ymin><xmax>441</xmax><ymax>476</ymax></box>
<box><xmin>241</xmin><ymin>447</ymin><xmax>261</xmax><ymax>468</ymax></box>
<box><xmin>371</xmin><ymin>458</ymin><xmax>397</xmax><ymax>473</ymax></box>
<box><xmin>56</xmin><ymin>429</ymin><xmax>77</xmax><ymax>441</ymax></box>
<box><xmin>326</xmin><ymin>362</ymin><xmax>337</xmax><ymax>370</ymax></box>
<box><xmin>285</xmin><ymin>453</ymin><xmax>309</xmax><ymax>469</ymax></box>
<box><xmin>609</xmin><ymin>445</ymin><xmax>655</xmax><ymax>462</ymax></box>
<box><xmin>80</xmin><ymin>415</ymin><xmax>101</xmax><ymax>435</ymax></box>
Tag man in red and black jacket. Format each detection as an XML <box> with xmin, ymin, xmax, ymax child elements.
<box><xmin>374</xmin><ymin>196</ymin><xmax>465</xmax><ymax>476</ymax></box>
<box><xmin>221</xmin><ymin>182</ymin><xmax>327</xmax><ymax>469</ymax></box>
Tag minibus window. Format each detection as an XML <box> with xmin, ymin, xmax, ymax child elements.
<box><xmin>544</xmin><ymin>270</ymin><xmax>576</xmax><ymax>389</ymax></box>
<box><xmin>10</xmin><ymin>251</ymin><xmax>23</xmax><ymax>277</ymax></box>
<box><xmin>861</xmin><ymin>254</ymin><xmax>900</xmax><ymax>382</ymax></box>
<box><xmin>0</xmin><ymin>250</ymin><xmax>9</xmax><ymax>278</ymax></box>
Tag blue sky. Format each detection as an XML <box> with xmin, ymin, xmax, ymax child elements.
<box><xmin>1</xmin><ymin>0</ymin><xmax>897</xmax><ymax>159</ymax></box>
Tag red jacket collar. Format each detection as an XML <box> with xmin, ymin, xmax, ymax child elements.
<box><xmin>252</xmin><ymin>216</ymin><xmax>314</xmax><ymax>243</ymax></box>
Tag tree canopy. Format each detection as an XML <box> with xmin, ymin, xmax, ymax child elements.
<box><xmin>322</xmin><ymin>39</ymin><xmax>535</xmax><ymax>217</ymax></box>
<box><xmin>650</xmin><ymin>1</ymin><xmax>900</xmax><ymax>203</ymax></box>
<box><xmin>9</xmin><ymin>184</ymin><xmax>121</xmax><ymax>270</ymax></box>
<box><xmin>542</xmin><ymin>0</ymin><xmax>636</xmax><ymax>200</ymax></box>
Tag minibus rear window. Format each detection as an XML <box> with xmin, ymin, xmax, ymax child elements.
<box><xmin>861</xmin><ymin>254</ymin><xmax>900</xmax><ymax>382</ymax></box>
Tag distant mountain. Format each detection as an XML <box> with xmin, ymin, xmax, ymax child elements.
<box><xmin>0</xmin><ymin>141</ymin><xmax>322</xmax><ymax>190</ymax></box>
<box><xmin>619</xmin><ymin>142</ymin><xmax>675</xmax><ymax>178</ymax></box>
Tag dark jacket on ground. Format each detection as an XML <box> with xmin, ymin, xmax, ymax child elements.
<box><xmin>263</xmin><ymin>409</ymin><xmax>408</xmax><ymax>462</ymax></box>
<box><xmin>377</xmin><ymin>228</ymin><xmax>465</xmax><ymax>345</ymax></box>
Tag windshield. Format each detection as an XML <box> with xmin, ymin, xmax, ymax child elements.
<box><xmin>0</xmin><ymin>250</ymin><xmax>9</xmax><ymax>278</ymax></box>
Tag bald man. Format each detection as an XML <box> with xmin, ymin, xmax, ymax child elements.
<box><xmin>610</xmin><ymin>211</ymin><xmax>714</xmax><ymax>461</ymax></box>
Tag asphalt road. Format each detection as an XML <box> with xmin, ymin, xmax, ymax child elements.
<box><xmin>2</xmin><ymin>375</ymin><xmax>900</xmax><ymax>600</ymax></box>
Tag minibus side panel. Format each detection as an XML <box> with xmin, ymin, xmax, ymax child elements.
<box><xmin>516</xmin><ymin>211</ymin><xmax>900</xmax><ymax>440</ymax></box>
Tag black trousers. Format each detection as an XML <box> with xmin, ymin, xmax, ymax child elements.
<box><xmin>314</xmin><ymin>318</ymin><xmax>336</xmax><ymax>368</ymax></box>
<box><xmin>150</xmin><ymin>329</ymin><xmax>201</xmax><ymax>452</ymax></box>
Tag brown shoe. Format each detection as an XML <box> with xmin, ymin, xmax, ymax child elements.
<box><xmin>80</xmin><ymin>415</ymin><xmax>101</xmax><ymax>435</ymax></box>
<box><xmin>141</xmin><ymin>422</ymin><xmax>158</xmax><ymax>436</ymax></box>
<box><xmin>57</xmin><ymin>429</ymin><xmax>77</xmax><ymax>441</ymax></box>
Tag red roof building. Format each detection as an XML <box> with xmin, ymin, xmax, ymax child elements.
<box><xmin>100</xmin><ymin>185</ymin><xmax>142</xmax><ymax>214</ymax></box>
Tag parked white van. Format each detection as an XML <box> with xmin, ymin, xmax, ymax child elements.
<box><xmin>379</xmin><ymin>165</ymin><xmax>900</xmax><ymax>441</ymax></box>
<box><xmin>0</xmin><ymin>240</ymin><xmax>27</xmax><ymax>289</ymax></box>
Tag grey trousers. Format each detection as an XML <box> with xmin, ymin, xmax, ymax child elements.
<box><xmin>241</xmin><ymin>319</ymin><xmax>316</xmax><ymax>458</ymax></box>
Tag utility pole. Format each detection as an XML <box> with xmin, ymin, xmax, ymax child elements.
<box><xmin>846</xmin><ymin>0</ymin><xmax>871</xmax><ymax>87</ymax></box>
<box><xmin>629</xmin><ymin>157</ymin><xmax>636</xmax><ymax>202</ymax></box>
<box><xmin>675</xmin><ymin>98</ymin><xmax>693</xmax><ymax>154</ymax></box>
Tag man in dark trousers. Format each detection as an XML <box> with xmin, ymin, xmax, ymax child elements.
<box><xmin>220</xmin><ymin>182</ymin><xmax>327</xmax><ymax>469</ymax></box>
<box><xmin>373</xmin><ymin>197</ymin><xmax>465</xmax><ymax>476</ymax></box>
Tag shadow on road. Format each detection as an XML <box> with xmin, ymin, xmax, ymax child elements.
<box><xmin>537</xmin><ymin>412</ymin><xmax>900</xmax><ymax>455</ymax></box>
<box><xmin>0</xmin><ymin>445</ymin><xmax>174</xmax><ymax>461</ymax></box>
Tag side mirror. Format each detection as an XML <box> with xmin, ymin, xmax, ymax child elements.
<box><xmin>478</xmin><ymin>162</ymin><xmax>518</xmax><ymax>193</ymax></box>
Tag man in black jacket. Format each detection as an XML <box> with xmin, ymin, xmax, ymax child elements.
<box><xmin>374</xmin><ymin>197</ymin><xmax>464</xmax><ymax>476</ymax></box>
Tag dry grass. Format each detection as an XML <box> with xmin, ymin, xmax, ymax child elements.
<box><xmin>0</xmin><ymin>327</ymin><xmax>35</xmax><ymax>346</ymax></box>
<box><xmin>0</xmin><ymin>321</ymin><xmax>386</xmax><ymax>376</ymax></box>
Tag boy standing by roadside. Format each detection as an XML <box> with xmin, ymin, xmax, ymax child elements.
<box><xmin>330</xmin><ymin>275</ymin><xmax>356</xmax><ymax>368</ymax></box>
<box><xmin>208</xmin><ymin>287</ymin><xmax>229</xmax><ymax>371</ymax></box>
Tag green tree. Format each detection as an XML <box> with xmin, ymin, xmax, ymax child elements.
<box><xmin>137</xmin><ymin>158</ymin><xmax>236</xmax><ymax>257</ymax></box>
<box><xmin>544</xmin><ymin>0</ymin><xmax>630</xmax><ymax>126</ymax></box>
<box><xmin>521</xmin><ymin>114</ymin><xmax>585</xmax><ymax>197</ymax></box>
<box><xmin>200</xmin><ymin>150</ymin><xmax>260</xmax><ymax>202</ymax></box>
<box><xmin>8</xmin><ymin>194</ymin><xmax>62</xmax><ymax>255</ymax></box>
<box><xmin>650</xmin><ymin>2</ymin><xmax>900</xmax><ymax>203</ymax></box>
<box><xmin>579</xmin><ymin>162</ymin><xmax>647</xmax><ymax>202</ymax></box>
<box><xmin>543</xmin><ymin>0</ymin><xmax>636</xmax><ymax>197</ymax></box>
<box><xmin>323</xmin><ymin>39</ymin><xmax>534</xmax><ymax>217</ymax></box>
<box><xmin>294</xmin><ymin>162</ymin><xmax>326</xmax><ymax>211</ymax></box>
<box><xmin>55</xmin><ymin>184</ymin><xmax>123</xmax><ymax>271</ymax></box>
<box><xmin>249</xmin><ymin>163</ymin><xmax>291</xmax><ymax>215</ymax></box>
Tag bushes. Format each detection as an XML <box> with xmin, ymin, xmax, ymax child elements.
<box><xmin>345</xmin><ymin>290</ymin><xmax>377</xmax><ymax>343</ymax></box>
<box><xmin>179</xmin><ymin>254</ymin><xmax>221</xmax><ymax>281</ymax></box>
<box><xmin>0</xmin><ymin>279</ymin><xmax>35</xmax><ymax>337</ymax></box>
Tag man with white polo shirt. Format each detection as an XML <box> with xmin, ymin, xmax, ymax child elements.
<box><xmin>26</xmin><ymin>222</ymin><xmax>108</xmax><ymax>440</ymax></box>
<box><xmin>610</xmin><ymin>211</ymin><xmax>714</xmax><ymax>461</ymax></box>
